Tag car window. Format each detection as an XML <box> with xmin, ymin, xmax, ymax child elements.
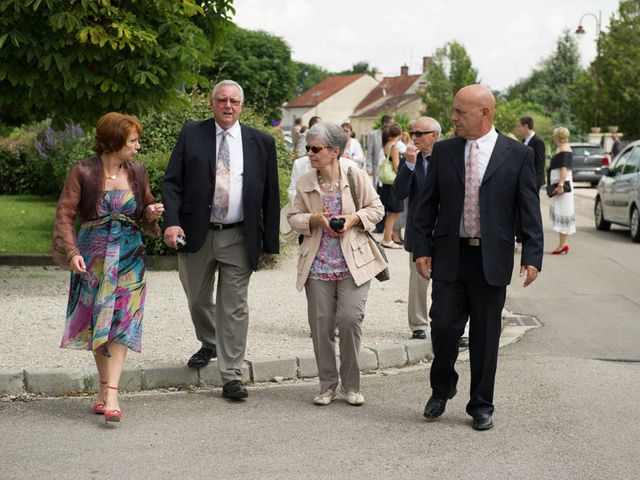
<box><xmin>624</xmin><ymin>146</ymin><xmax>640</xmax><ymax>174</ymax></box>
<box><xmin>573</xmin><ymin>145</ymin><xmax>605</xmax><ymax>156</ymax></box>
<box><xmin>612</xmin><ymin>149</ymin><xmax>631</xmax><ymax>175</ymax></box>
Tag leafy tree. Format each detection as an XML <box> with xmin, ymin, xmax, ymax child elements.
<box><xmin>293</xmin><ymin>61</ymin><xmax>330</xmax><ymax>96</ymax></box>
<box><xmin>334</xmin><ymin>61</ymin><xmax>376</xmax><ymax>76</ymax></box>
<box><xmin>204</xmin><ymin>26</ymin><xmax>296</xmax><ymax>122</ymax></box>
<box><xmin>0</xmin><ymin>0</ymin><xmax>234</xmax><ymax>128</ymax></box>
<box><xmin>506</xmin><ymin>31</ymin><xmax>581</xmax><ymax>130</ymax></box>
<box><xmin>418</xmin><ymin>41</ymin><xmax>479</xmax><ymax>134</ymax></box>
<box><xmin>596</xmin><ymin>0</ymin><xmax>640</xmax><ymax>138</ymax></box>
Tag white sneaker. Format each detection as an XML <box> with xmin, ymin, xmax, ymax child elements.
<box><xmin>342</xmin><ymin>389</ymin><xmax>364</xmax><ymax>406</ymax></box>
<box><xmin>313</xmin><ymin>389</ymin><xmax>336</xmax><ymax>406</ymax></box>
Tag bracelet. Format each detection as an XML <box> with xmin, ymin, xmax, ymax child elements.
<box><xmin>66</xmin><ymin>251</ymin><xmax>79</xmax><ymax>263</ymax></box>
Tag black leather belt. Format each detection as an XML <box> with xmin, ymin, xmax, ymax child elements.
<box><xmin>460</xmin><ymin>237</ymin><xmax>481</xmax><ymax>246</ymax></box>
<box><xmin>209</xmin><ymin>221</ymin><xmax>243</xmax><ymax>230</ymax></box>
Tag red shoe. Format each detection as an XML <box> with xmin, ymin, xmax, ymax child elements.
<box><xmin>92</xmin><ymin>380</ymin><xmax>107</xmax><ymax>415</ymax></box>
<box><xmin>104</xmin><ymin>385</ymin><xmax>122</xmax><ymax>423</ymax></box>
<box><xmin>551</xmin><ymin>245</ymin><xmax>569</xmax><ymax>255</ymax></box>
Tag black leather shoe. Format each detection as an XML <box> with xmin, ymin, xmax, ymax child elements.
<box><xmin>187</xmin><ymin>347</ymin><xmax>217</xmax><ymax>368</ymax></box>
<box><xmin>472</xmin><ymin>413</ymin><xmax>493</xmax><ymax>431</ymax></box>
<box><xmin>222</xmin><ymin>380</ymin><xmax>248</xmax><ymax>401</ymax></box>
<box><xmin>411</xmin><ymin>330</ymin><xmax>427</xmax><ymax>340</ymax></box>
<box><xmin>457</xmin><ymin>336</ymin><xmax>469</xmax><ymax>348</ymax></box>
<box><xmin>423</xmin><ymin>396</ymin><xmax>448</xmax><ymax>420</ymax></box>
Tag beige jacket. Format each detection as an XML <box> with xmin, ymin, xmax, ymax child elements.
<box><xmin>287</xmin><ymin>161</ymin><xmax>386</xmax><ymax>291</ymax></box>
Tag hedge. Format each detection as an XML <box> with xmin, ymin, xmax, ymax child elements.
<box><xmin>1</xmin><ymin>94</ymin><xmax>294</xmax><ymax>257</ymax></box>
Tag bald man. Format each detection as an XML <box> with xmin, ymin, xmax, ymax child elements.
<box><xmin>413</xmin><ymin>85</ymin><xmax>543</xmax><ymax>431</ymax></box>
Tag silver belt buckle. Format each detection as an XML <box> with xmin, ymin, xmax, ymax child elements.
<box><xmin>468</xmin><ymin>238</ymin><xmax>480</xmax><ymax>246</ymax></box>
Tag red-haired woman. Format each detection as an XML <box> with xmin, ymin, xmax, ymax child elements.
<box><xmin>53</xmin><ymin>112</ymin><xmax>163</xmax><ymax>424</ymax></box>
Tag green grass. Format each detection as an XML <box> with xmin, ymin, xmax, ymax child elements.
<box><xmin>0</xmin><ymin>195</ymin><xmax>58</xmax><ymax>254</ymax></box>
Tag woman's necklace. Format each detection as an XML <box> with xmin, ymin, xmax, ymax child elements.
<box><xmin>104</xmin><ymin>164</ymin><xmax>122</xmax><ymax>180</ymax></box>
<box><xmin>317</xmin><ymin>172</ymin><xmax>340</xmax><ymax>192</ymax></box>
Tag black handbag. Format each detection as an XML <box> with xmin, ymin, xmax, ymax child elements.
<box><xmin>546</xmin><ymin>181</ymin><xmax>572</xmax><ymax>198</ymax></box>
<box><xmin>346</xmin><ymin>168</ymin><xmax>390</xmax><ymax>282</ymax></box>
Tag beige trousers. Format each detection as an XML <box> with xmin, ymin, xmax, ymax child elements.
<box><xmin>408</xmin><ymin>254</ymin><xmax>430</xmax><ymax>332</ymax></box>
<box><xmin>178</xmin><ymin>227</ymin><xmax>252</xmax><ymax>383</ymax></box>
<box><xmin>305</xmin><ymin>277</ymin><xmax>371</xmax><ymax>393</ymax></box>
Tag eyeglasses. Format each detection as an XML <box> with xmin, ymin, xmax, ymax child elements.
<box><xmin>409</xmin><ymin>130</ymin><xmax>436</xmax><ymax>138</ymax></box>
<box><xmin>305</xmin><ymin>145</ymin><xmax>331</xmax><ymax>154</ymax></box>
<box><xmin>215</xmin><ymin>97</ymin><xmax>242</xmax><ymax>106</ymax></box>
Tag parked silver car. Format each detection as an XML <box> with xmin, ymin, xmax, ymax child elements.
<box><xmin>570</xmin><ymin>143</ymin><xmax>610</xmax><ymax>187</ymax></box>
<box><xmin>594</xmin><ymin>140</ymin><xmax>640</xmax><ymax>242</ymax></box>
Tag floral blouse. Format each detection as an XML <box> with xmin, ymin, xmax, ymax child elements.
<box><xmin>308</xmin><ymin>190</ymin><xmax>351</xmax><ymax>281</ymax></box>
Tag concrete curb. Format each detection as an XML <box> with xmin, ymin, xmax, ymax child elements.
<box><xmin>0</xmin><ymin>312</ymin><xmax>538</xmax><ymax>397</ymax></box>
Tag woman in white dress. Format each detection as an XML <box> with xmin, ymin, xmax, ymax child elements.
<box><xmin>548</xmin><ymin>127</ymin><xmax>576</xmax><ymax>254</ymax></box>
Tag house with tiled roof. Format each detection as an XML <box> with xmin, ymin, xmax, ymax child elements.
<box><xmin>349</xmin><ymin>58</ymin><xmax>431</xmax><ymax>142</ymax></box>
<box><xmin>281</xmin><ymin>73</ymin><xmax>378</xmax><ymax>129</ymax></box>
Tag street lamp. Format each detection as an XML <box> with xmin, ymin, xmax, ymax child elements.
<box><xmin>576</xmin><ymin>11</ymin><xmax>602</xmax><ymax>128</ymax></box>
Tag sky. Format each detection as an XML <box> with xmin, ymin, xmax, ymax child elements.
<box><xmin>232</xmin><ymin>0</ymin><xmax>620</xmax><ymax>92</ymax></box>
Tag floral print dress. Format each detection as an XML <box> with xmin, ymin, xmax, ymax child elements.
<box><xmin>60</xmin><ymin>190</ymin><xmax>146</xmax><ymax>353</ymax></box>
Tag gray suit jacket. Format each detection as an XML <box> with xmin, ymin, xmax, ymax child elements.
<box><xmin>366</xmin><ymin>129</ymin><xmax>383</xmax><ymax>185</ymax></box>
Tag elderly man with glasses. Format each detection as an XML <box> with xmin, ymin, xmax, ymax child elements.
<box><xmin>162</xmin><ymin>79</ymin><xmax>280</xmax><ymax>401</ymax></box>
<box><xmin>392</xmin><ymin>117</ymin><xmax>441</xmax><ymax>340</ymax></box>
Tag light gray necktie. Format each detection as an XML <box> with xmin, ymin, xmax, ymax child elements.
<box><xmin>463</xmin><ymin>141</ymin><xmax>481</xmax><ymax>237</ymax></box>
<box><xmin>212</xmin><ymin>131</ymin><xmax>230</xmax><ymax>221</ymax></box>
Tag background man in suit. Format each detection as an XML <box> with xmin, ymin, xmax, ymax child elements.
<box><xmin>392</xmin><ymin>116</ymin><xmax>441</xmax><ymax>340</ymax></box>
<box><xmin>516</xmin><ymin>116</ymin><xmax>546</xmax><ymax>191</ymax></box>
<box><xmin>162</xmin><ymin>79</ymin><xmax>280</xmax><ymax>401</ymax></box>
<box><xmin>414</xmin><ymin>84</ymin><xmax>543</xmax><ymax>430</ymax></box>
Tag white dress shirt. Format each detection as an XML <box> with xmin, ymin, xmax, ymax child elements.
<box><xmin>214</xmin><ymin>120</ymin><xmax>244</xmax><ymax>223</ymax></box>
<box><xmin>460</xmin><ymin>127</ymin><xmax>499</xmax><ymax>237</ymax></box>
<box><xmin>523</xmin><ymin>131</ymin><xmax>535</xmax><ymax>146</ymax></box>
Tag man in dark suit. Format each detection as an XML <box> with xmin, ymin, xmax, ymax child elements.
<box><xmin>162</xmin><ymin>80</ymin><xmax>279</xmax><ymax>401</ymax></box>
<box><xmin>516</xmin><ymin>116</ymin><xmax>546</xmax><ymax>191</ymax></box>
<box><xmin>414</xmin><ymin>85</ymin><xmax>543</xmax><ymax>430</ymax></box>
<box><xmin>392</xmin><ymin>116</ymin><xmax>440</xmax><ymax>340</ymax></box>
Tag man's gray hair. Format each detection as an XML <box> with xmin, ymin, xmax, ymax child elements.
<box><xmin>417</xmin><ymin>116</ymin><xmax>442</xmax><ymax>135</ymax></box>
<box><xmin>211</xmin><ymin>80</ymin><xmax>244</xmax><ymax>102</ymax></box>
<box><xmin>306</xmin><ymin>123</ymin><xmax>347</xmax><ymax>158</ymax></box>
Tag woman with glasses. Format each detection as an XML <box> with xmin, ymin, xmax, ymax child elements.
<box><xmin>288</xmin><ymin>123</ymin><xmax>386</xmax><ymax>407</ymax></box>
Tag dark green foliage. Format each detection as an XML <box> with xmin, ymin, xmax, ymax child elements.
<box><xmin>203</xmin><ymin>26</ymin><xmax>296</xmax><ymax>121</ymax></box>
<box><xmin>294</xmin><ymin>61</ymin><xmax>330</xmax><ymax>96</ymax></box>
<box><xmin>419</xmin><ymin>41</ymin><xmax>479</xmax><ymax>135</ymax></box>
<box><xmin>506</xmin><ymin>31</ymin><xmax>581</xmax><ymax>130</ymax></box>
<box><xmin>594</xmin><ymin>0</ymin><xmax>640</xmax><ymax>138</ymax></box>
<box><xmin>0</xmin><ymin>0</ymin><xmax>234</xmax><ymax>128</ymax></box>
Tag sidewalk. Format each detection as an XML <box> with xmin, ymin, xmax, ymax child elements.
<box><xmin>0</xmin><ymin>243</ymin><xmax>535</xmax><ymax>397</ymax></box>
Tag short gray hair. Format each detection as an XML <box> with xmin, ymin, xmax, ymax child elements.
<box><xmin>211</xmin><ymin>80</ymin><xmax>244</xmax><ymax>102</ymax></box>
<box><xmin>416</xmin><ymin>116</ymin><xmax>442</xmax><ymax>135</ymax></box>
<box><xmin>306</xmin><ymin>123</ymin><xmax>347</xmax><ymax>158</ymax></box>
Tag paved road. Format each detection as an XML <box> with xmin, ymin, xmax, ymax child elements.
<box><xmin>1</xmin><ymin>185</ymin><xmax>639</xmax><ymax>480</ymax></box>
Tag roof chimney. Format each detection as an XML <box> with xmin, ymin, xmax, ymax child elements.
<box><xmin>422</xmin><ymin>56</ymin><xmax>432</xmax><ymax>74</ymax></box>
<box><xmin>374</xmin><ymin>69</ymin><xmax>383</xmax><ymax>82</ymax></box>
<box><xmin>400</xmin><ymin>64</ymin><xmax>409</xmax><ymax>76</ymax></box>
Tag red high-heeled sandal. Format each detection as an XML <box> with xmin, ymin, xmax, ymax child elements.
<box><xmin>551</xmin><ymin>245</ymin><xmax>569</xmax><ymax>255</ymax></box>
<box><xmin>92</xmin><ymin>380</ymin><xmax>107</xmax><ymax>415</ymax></box>
<box><xmin>104</xmin><ymin>385</ymin><xmax>122</xmax><ymax>423</ymax></box>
